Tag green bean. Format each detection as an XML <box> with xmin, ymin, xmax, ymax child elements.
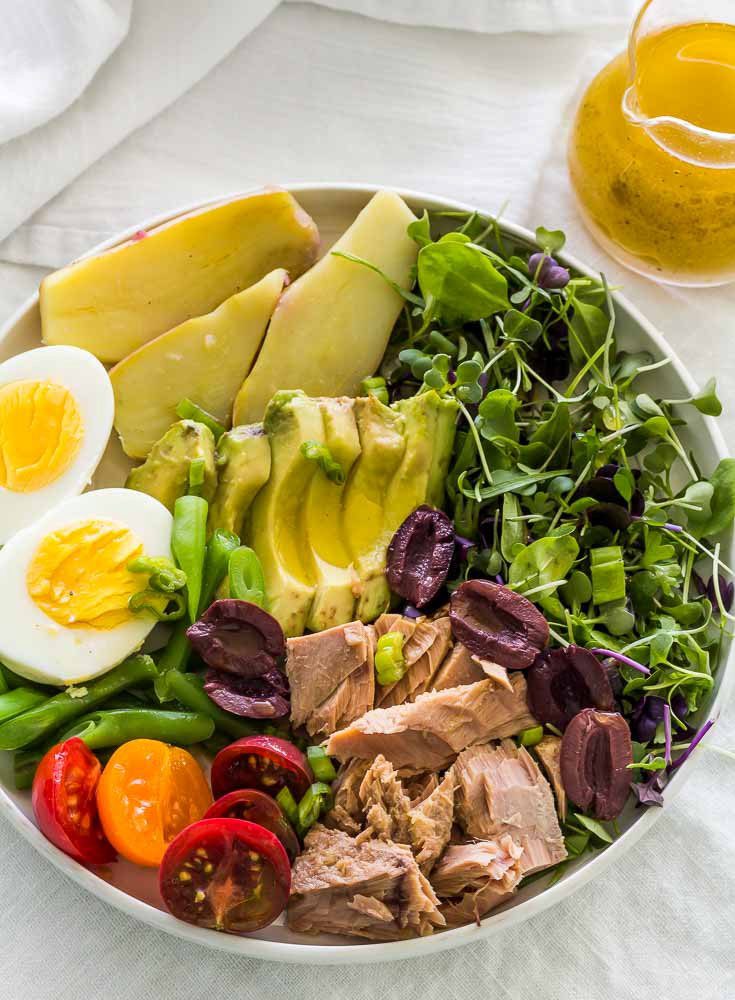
<box><xmin>155</xmin><ymin>622</ymin><xmax>192</xmax><ymax>682</ymax></box>
<box><xmin>0</xmin><ymin>654</ymin><xmax>157</xmax><ymax>751</ymax></box>
<box><xmin>0</xmin><ymin>663</ymin><xmax>53</xmax><ymax>694</ymax></box>
<box><xmin>276</xmin><ymin>786</ymin><xmax>299</xmax><ymax>828</ymax></box>
<box><xmin>200</xmin><ymin>529</ymin><xmax>239</xmax><ymax>611</ymax></box>
<box><xmin>172</xmin><ymin>495</ymin><xmax>208</xmax><ymax>622</ymax></box>
<box><xmin>306</xmin><ymin>745</ymin><xmax>338</xmax><ymax>783</ymax></box>
<box><xmin>156</xmin><ymin>671</ymin><xmax>260</xmax><ymax>740</ymax></box>
<box><xmin>228</xmin><ymin>546</ymin><xmax>267</xmax><ymax>607</ymax></box>
<box><xmin>297</xmin><ymin>782</ymin><xmax>334</xmax><ymax>834</ymax></box>
<box><xmin>0</xmin><ymin>669</ymin><xmax>7</xmax><ymax>696</ymax></box>
<box><xmin>58</xmin><ymin>708</ymin><xmax>214</xmax><ymax>749</ymax></box>
<box><xmin>175</xmin><ymin>398</ymin><xmax>226</xmax><ymax>442</ymax></box>
<box><xmin>0</xmin><ymin>688</ymin><xmax>46</xmax><ymax>725</ymax></box>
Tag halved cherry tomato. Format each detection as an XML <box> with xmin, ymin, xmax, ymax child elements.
<box><xmin>210</xmin><ymin>735</ymin><xmax>311</xmax><ymax>800</ymax></box>
<box><xmin>32</xmin><ymin>738</ymin><xmax>116</xmax><ymax>866</ymax></box>
<box><xmin>204</xmin><ymin>789</ymin><xmax>300</xmax><ymax>861</ymax></box>
<box><xmin>96</xmin><ymin>739</ymin><xmax>212</xmax><ymax>867</ymax></box>
<box><xmin>159</xmin><ymin>817</ymin><xmax>291</xmax><ymax>934</ymax></box>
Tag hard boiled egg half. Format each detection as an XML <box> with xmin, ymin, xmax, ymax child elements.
<box><xmin>0</xmin><ymin>345</ymin><xmax>114</xmax><ymax>542</ymax></box>
<box><xmin>0</xmin><ymin>488</ymin><xmax>173</xmax><ymax>684</ymax></box>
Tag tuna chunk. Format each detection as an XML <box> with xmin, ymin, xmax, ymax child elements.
<box><xmin>324</xmin><ymin>758</ymin><xmax>369</xmax><ymax>835</ymax></box>
<box><xmin>430</xmin><ymin>644</ymin><xmax>511</xmax><ymax>692</ymax></box>
<box><xmin>287</xmin><ymin>825</ymin><xmax>445</xmax><ymax>941</ymax></box>
<box><xmin>430</xmin><ymin>836</ymin><xmax>523</xmax><ymax>926</ymax></box>
<box><xmin>327</xmin><ymin>674</ymin><xmax>537</xmax><ymax>771</ymax></box>
<box><xmin>376</xmin><ymin>617</ymin><xmax>452</xmax><ymax>707</ymax></box>
<box><xmin>287</xmin><ymin>621</ymin><xmax>374</xmax><ymax>738</ymax></box>
<box><xmin>430</xmin><ymin>643</ymin><xmax>486</xmax><ymax>691</ymax></box>
<box><xmin>409</xmin><ymin>770</ymin><xmax>455</xmax><ymax>873</ymax></box>
<box><xmin>534</xmin><ymin>735</ymin><xmax>567</xmax><ymax>821</ymax></box>
<box><xmin>452</xmin><ymin>740</ymin><xmax>566</xmax><ymax>875</ymax></box>
<box><xmin>357</xmin><ymin>754</ymin><xmax>412</xmax><ymax>844</ymax></box>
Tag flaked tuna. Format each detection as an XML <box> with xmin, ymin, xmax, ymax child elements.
<box><xmin>430</xmin><ymin>836</ymin><xmax>523</xmax><ymax>925</ymax></box>
<box><xmin>409</xmin><ymin>770</ymin><xmax>455</xmax><ymax>873</ymax></box>
<box><xmin>323</xmin><ymin>758</ymin><xmax>369</xmax><ymax>835</ymax></box>
<box><xmin>534</xmin><ymin>734</ymin><xmax>567</xmax><ymax>821</ymax></box>
<box><xmin>357</xmin><ymin>754</ymin><xmax>412</xmax><ymax>844</ymax></box>
<box><xmin>287</xmin><ymin>825</ymin><xmax>445</xmax><ymax>941</ymax></box>
<box><xmin>376</xmin><ymin>616</ymin><xmax>452</xmax><ymax>707</ymax></box>
<box><xmin>452</xmin><ymin>739</ymin><xmax>566</xmax><ymax>875</ymax></box>
<box><xmin>287</xmin><ymin>621</ymin><xmax>374</xmax><ymax>737</ymax></box>
<box><xmin>327</xmin><ymin>674</ymin><xmax>536</xmax><ymax>771</ymax></box>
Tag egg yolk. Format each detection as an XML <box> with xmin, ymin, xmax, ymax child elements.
<box><xmin>27</xmin><ymin>519</ymin><xmax>144</xmax><ymax>629</ymax></box>
<box><xmin>0</xmin><ymin>379</ymin><xmax>83</xmax><ymax>493</ymax></box>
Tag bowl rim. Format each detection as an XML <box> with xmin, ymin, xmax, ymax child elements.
<box><xmin>0</xmin><ymin>181</ymin><xmax>731</xmax><ymax>965</ymax></box>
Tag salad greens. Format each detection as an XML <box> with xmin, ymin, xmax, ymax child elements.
<box><xmin>342</xmin><ymin>207</ymin><xmax>733</xmax><ymax>869</ymax></box>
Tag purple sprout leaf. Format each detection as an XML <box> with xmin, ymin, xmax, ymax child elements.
<box><xmin>632</xmin><ymin>769</ymin><xmax>669</xmax><ymax>808</ymax></box>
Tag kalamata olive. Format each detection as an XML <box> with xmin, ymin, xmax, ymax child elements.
<box><xmin>187</xmin><ymin>599</ymin><xmax>286</xmax><ymax>677</ymax></box>
<box><xmin>527</xmin><ymin>645</ymin><xmax>615</xmax><ymax>730</ymax></box>
<box><xmin>560</xmin><ymin>708</ymin><xmax>633</xmax><ymax>820</ymax></box>
<box><xmin>386</xmin><ymin>505</ymin><xmax>454</xmax><ymax>608</ymax></box>
<box><xmin>449</xmin><ymin>579</ymin><xmax>549</xmax><ymax>669</ymax></box>
<box><xmin>203</xmin><ymin>667</ymin><xmax>290</xmax><ymax>719</ymax></box>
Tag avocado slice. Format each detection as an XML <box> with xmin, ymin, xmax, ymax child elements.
<box><xmin>304</xmin><ymin>398</ymin><xmax>362</xmax><ymax>632</ymax></box>
<box><xmin>352</xmin><ymin>390</ymin><xmax>458</xmax><ymax>621</ymax></box>
<box><xmin>207</xmin><ymin>424</ymin><xmax>271</xmax><ymax>537</ymax></box>
<box><xmin>125</xmin><ymin>419</ymin><xmax>216</xmax><ymax>512</ymax></box>
<box><xmin>344</xmin><ymin>396</ymin><xmax>406</xmax><ymax>621</ymax></box>
<box><xmin>245</xmin><ymin>390</ymin><xmax>325</xmax><ymax>637</ymax></box>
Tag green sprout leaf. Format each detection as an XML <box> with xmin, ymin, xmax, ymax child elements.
<box><xmin>417</xmin><ymin>241</ymin><xmax>509</xmax><ymax>322</ymax></box>
<box><xmin>535</xmin><ymin>226</ymin><xmax>566</xmax><ymax>254</ymax></box>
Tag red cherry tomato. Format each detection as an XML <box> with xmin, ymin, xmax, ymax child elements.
<box><xmin>32</xmin><ymin>738</ymin><xmax>116</xmax><ymax>866</ymax></box>
<box><xmin>204</xmin><ymin>789</ymin><xmax>300</xmax><ymax>861</ymax></box>
<box><xmin>159</xmin><ymin>818</ymin><xmax>291</xmax><ymax>934</ymax></box>
<box><xmin>210</xmin><ymin>735</ymin><xmax>312</xmax><ymax>800</ymax></box>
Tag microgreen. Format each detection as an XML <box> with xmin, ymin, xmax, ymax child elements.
<box><xmin>362</xmin><ymin>207</ymin><xmax>733</xmax><ymax>826</ymax></box>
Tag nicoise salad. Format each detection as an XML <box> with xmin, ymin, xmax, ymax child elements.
<box><xmin>0</xmin><ymin>190</ymin><xmax>730</xmax><ymax>940</ymax></box>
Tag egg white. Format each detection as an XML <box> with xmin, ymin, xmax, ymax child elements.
<box><xmin>0</xmin><ymin>488</ymin><xmax>173</xmax><ymax>685</ymax></box>
<box><xmin>0</xmin><ymin>345</ymin><xmax>114</xmax><ymax>542</ymax></box>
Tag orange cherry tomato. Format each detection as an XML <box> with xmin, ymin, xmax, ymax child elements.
<box><xmin>96</xmin><ymin>739</ymin><xmax>212</xmax><ymax>867</ymax></box>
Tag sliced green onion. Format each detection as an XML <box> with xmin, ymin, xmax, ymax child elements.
<box><xmin>360</xmin><ymin>376</ymin><xmax>389</xmax><ymax>405</ymax></box>
<box><xmin>276</xmin><ymin>786</ymin><xmax>300</xmax><ymax>828</ymax></box>
<box><xmin>300</xmin><ymin>440</ymin><xmax>345</xmax><ymax>484</ymax></box>
<box><xmin>374</xmin><ymin>631</ymin><xmax>407</xmax><ymax>686</ymax></box>
<box><xmin>175</xmin><ymin>398</ymin><xmax>226</xmax><ymax>441</ymax></box>
<box><xmin>297</xmin><ymin>781</ymin><xmax>334</xmax><ymax>834</ymax></box>
<box><xmin>306</xmin><ymin>745</ymin><xmax>338</xmax><ymax>782</ymax></box>
<box><xmin>127</xmin><ymin>555</ymin><xmax>186</xmax><ymax>593</ymax></box>
<box><xmin>228</xmin><ymin>546</ymin><xmax>267</xmax><ymax>607</ymax></box>
<box><xmin>518</xmin><ymin>725</ymin><xmax>544</xmax><ymax>747</ymax></box>
<box><xmin>128</xmin><ymin>589</ymin><xmax>186</xmax><ymax>621</ymax></box>
<box><xmin>590</xmin><ymin>545</ymin><xmax>626</xmax><ymax>604</ymax></box>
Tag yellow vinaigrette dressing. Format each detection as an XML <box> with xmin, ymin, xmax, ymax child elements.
<box><xmin>569</xmin><ymin>20</ymin><xmax>735</xmax><ymax>285</ymax></box>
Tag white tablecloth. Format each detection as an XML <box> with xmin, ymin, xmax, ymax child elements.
<box><xmin>0</xmin><ymin>4</ymin><xmax>733</xmax><ymax>999</ymax></box>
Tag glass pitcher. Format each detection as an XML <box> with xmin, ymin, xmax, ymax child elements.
<box><xmin>568</xmin><ymin>0</ymin><xmax>735</xmax><ymax>286</ymax></box>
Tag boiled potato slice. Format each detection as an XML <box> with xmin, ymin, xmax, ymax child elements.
<box><xmin>110</xmin><ymin>269</ymin><xmax>286</xmax><ymax>459</ymax></box>
<box><xmin>40</xmin><ymin>190</ymin><xmax>319</xmax><ymax>363</ymax></box>
<box><xmin>232</xmin><ymin>191</ymin><xmax>418</xmax><ymax>425</ymax></box>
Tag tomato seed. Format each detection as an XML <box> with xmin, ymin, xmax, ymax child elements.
<box><xmin>179</xmin><ymin>871</ymin><xmax>191</xmax><ymax>882</ymax></box>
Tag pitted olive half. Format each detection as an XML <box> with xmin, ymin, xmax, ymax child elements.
<box><xmin>449</xmin><ymin>580</ymin><xmax>549</xmax><ymax>669</ymax></box>
<box><xmin>560</xmin><ymin>708</ymin><xmax>633</xmax><ymax>820</ymax></box>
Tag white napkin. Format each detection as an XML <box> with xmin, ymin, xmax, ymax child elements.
<box><xmin>0</xmin><ymin>0</ymin><xmax>641</xmax><ymax>255</ymax></box>
<box><xmin>0</xmin><ymin>0</ymin><xmax>131</xmax><ymax>143</ymax></box>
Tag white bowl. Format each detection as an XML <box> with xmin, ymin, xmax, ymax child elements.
<box><xmin>0</xmin><ymin>184</ymin><xmax>732</xmax><ymax>965</ymax></box>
